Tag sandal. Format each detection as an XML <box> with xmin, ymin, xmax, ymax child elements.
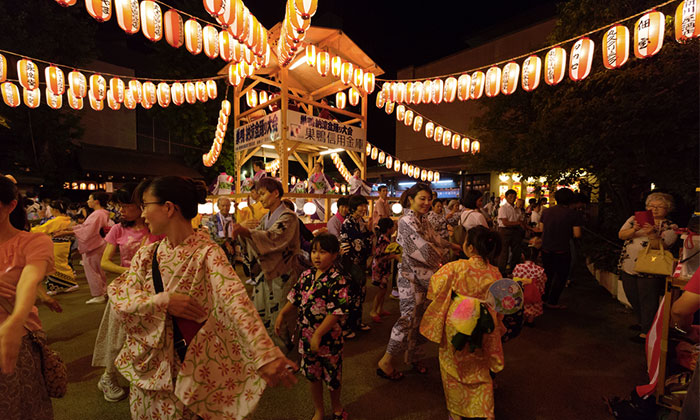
<box><xmin>411</xmin><ymin>363</ymin><xmax>428</xmax><ymax>375</ymax></box>
<box><xmin>343</xmin><ymin>331</ymin><xmax>356</xmax><ymax>339</ymax></box>
<box><xmin>376</xmin><ymin>367</ymin><xmax>403</xmax><ymax>381</ymax></box>
<box><xmin>359</xmin><ymin>323</ymin><xmax>371</xmax><ymax>331</ymax></box>
<box><xmin>332</xmin><ymin>409</ymin><xmax>348</xmax><ymax>420</ymax></box>
<box><xmin>371</xmin><ymin>315</ymin><xmax>382</xmax><ymax>323</ymax></box>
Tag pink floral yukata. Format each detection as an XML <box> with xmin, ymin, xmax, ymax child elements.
<box><xmin>108</xmin><ymin>231</ymin><xmax>283</xmax><ymax>420</ymax></box>
<box><xmin>511</xmin><ymin>261</ymin><xmax>547</xmax><ymax>322</ymax></box>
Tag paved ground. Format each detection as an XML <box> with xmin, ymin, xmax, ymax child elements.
<box><xmin>42</xmin><ymin>257</ymin><xmax>651</xmax><ymax>420</ymax></box>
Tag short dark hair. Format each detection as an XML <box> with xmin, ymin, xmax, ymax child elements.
<box><xmin>256</xmin><ymin>177</ymin><xmax>284</xmax><ymax>198</ymax></box>
<box><xmin>311</xmin><ymin>233</ymin><xmax>340</xmax><ymax>254</ymax></box>
<box><xmin>505</xmin><ymin>189</ymin><xmax>517</xmax><ymax>197</ymax></box>
<box><xmin>431</xmin><ymin>198</ymin><xmax>443</xmax><ymax>207</ymax></box>
<box><xmin>348</xmin><ymin>195</ymin><xmax>368</xmax><ymax>213</ymax></box>
<box><xmin>1</xmin><ymin>176</ymin><xmax>26</xmax><ymax>230</ymax></box>
<box><xmin>378</xmin><ymin>185</ymin><xmax>388</xmax><ymax>192</ymax></box>
<box><xmin>113</xmin><ymin>183</ymin><xmax>138</xmax><ymax>205</ymax></box>
<box><xmin>49</xmin><ymin>199</ymin><xmax>68</xmax><ymax>215</ymax></box>
<box><xmin>281</xmin><ymin>198</ymin><xmax>294</xmax><ymax>211</ymax></box>
<box><xmin>528</xmin><ymin>198</ymin><xmax>537</xmax><ymax>205</ymax></box>
<box><xmin>462</xmin><ymin>190</ymin><xmax>482</xmax><ymax>209</ymax></box>
<box><xmin>554</xmin><ymin>188</ymin><xmax>575</xmax><ymax>206</ymax></box>
<box><xmin>252</xmin><ymin>160</ymin><xmax>264</xmax><ymax>169</ymax></box>
<box><xmin>466</xmin><ymin>225</ymin><xmax>502</xmax><ymax>265</ymax></box>
<box><xmin>375</xmin><ymin>217</ymin><xmax>394</xmax><ymax>237</ymax></box>
<box><xmin>91</xmin><ymin>191</ymin><xmax>110</xmax><ymax>208</ymax></box>
<box><xmin>337</xmin><ymin>196</ymin><xmax>349</xmax><ymax>207</ymax></box>
<box><xmin>137</xmin><ymin>176</ymin><xmax>208</xmax><ymax>220</ymax></box>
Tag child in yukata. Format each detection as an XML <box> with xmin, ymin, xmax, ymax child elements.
<box><xmin>370</xmin><ymin>217</ymin><xmax>398</xmax><ymax>323</ymax></box>
<box><xmin>275</xmin><ymin>234</ymin><xmax>351</xmax><ymax>420</ymax></box>
<box><xmin>511</xmin><ymin>247</ymin><xmax>547</xmax><ymax>325</ymax></box>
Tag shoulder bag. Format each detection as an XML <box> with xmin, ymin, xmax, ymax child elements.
<box><xmin>634</xmin><ymin>242</ymin><xmax>675</xmax><ymax>276</ymax></box>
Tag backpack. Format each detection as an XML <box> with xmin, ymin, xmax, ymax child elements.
<box><xmin>452</xmin><ymin>210</ymin><xmax>476</xmax><ymax>245</ymax></box>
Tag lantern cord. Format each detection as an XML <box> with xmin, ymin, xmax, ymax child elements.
<box><xmin>377</xmin><ymin>0</ymin><xmax>680</xmax><ymax>82</ymax></box>
<box><xmin>148</xmin><ymin>0</ymin><xmax>268</xmax><ymax>34</ymax></box>
<box><xmin>0</xmin><ymin>47</ymin><xmax>229</xmax><ymax>83</ymax></box>
<box><xmin>388</xmin><ymin>102</ymin><xmax>483</xmax><ymax>148</ymax></box>
<box><xmin>365</xmin><ymin>141</ymin><xmax>442</xmax><ymax>178</ymax></box>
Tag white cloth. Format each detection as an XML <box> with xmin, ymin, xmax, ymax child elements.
<box><xmin>460</xmin><ymin>209</ymin><xmax>489</xmax><ymax>231</ymax></box>
<box><xmin>497</xmin><ymin>202</ymin><xmax>520</xmax><ymax>228</ymax></box>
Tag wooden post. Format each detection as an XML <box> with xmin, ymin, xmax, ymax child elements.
<box><xmin>234</xmin><ymin>85</ymin><xmax>242</xmax><ymax>193</ymax></box>
<box><xmin>280</xmin><ymin>67</ymin><xmax>289</xmax><ymax>192</ymax></box>
<box><xmin>360</xmin><ymin>91</ymin><xmax>368</xmax><ymax>179</ymax></box>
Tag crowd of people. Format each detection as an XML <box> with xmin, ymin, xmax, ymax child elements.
<box><xmin>0</xmin><ymin>169</ymin><xmax>696</xmax><ymax>420</ymax></box>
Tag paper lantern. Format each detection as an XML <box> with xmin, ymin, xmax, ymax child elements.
<box><xmin>569</xmin><ymin>37</ymin><xmax>594</xmax><ymax>81</ymax></box>
<box><xmin>221</xmin><ymin>99</ymin><xmax>231</xmax><ymax>116</ymax></box>
<box><xmin>206</xmin><ymin>80</ymin><xmax>217</xmax><ymax>99</ymax></box>
<box><xmin>457</xmin><ymin>74</ymin><xmax>470</xmax><ymax>101</ymax></box>
<box><xmin>431</xmin><ymin>79</ymin><xmax>444</xmax><ymax>104</ymax></box>
<box><xmin>185</xmin><ymin>82</ymin><xmax>197</xmax><ymax>104</ymax></box>
<box><xmin>433</xmin><ymin>172</ymin><xmax>440</xmax><ymax>182</ymax></box>
<box><xmin>469</xmin><ymin>71</ymin><xmax>485</xmax><ymax>100</ymax></box>
<box><xmin>405</xmin><ymin>82</ymin><xmax>415</xmax><ymax>104</ymax></box>
<box><xmin>363</xmin><ymin>72</ymin><xmax>375</xmax><ymax>94</ymax></box>
<box><xmin>157</xmin><ymin>82</ymin><xmax>170</xmax><ymax>107</ymax></box>
<box><xmin>385</xmin><ymin>155</ymin><xmax>393</xmax><ymax>169</ymax></box>
<box><xmin>202</xmin><ymin>25</ymin><xmax>219</xmax><ymax>59</ymax></box>
<box><xmin>413</xmin><ymin>115</ymin><xmax>423</xmax><ymax>132</ymax></box>
<box><xmin>46</xmin><ymin>88</ymin><xmax>63</xmax><ymax>110</ymax></box>
<box><xmin>434</xmin><ymin>126</ymin><xmax>444</xmax><ymax>143</ymax></box>
<box><xmin>0</xmin><ymin>55</ymin><xmax>5</xmax><ymax>84</ymax></box>
<box><xmin>226</xmin><ymin>0</ymin><xmax>246</xmax><ymax>39</ymax></box>
<box><xmin>407</xmin><ymin>165</ymin><xmax>414</xmax><ymax>177</ymax></box>
<box><xmin>109</xmin><ymin>77</ymin><xmax>124</xmax><ymax>103</ymax></box>
<box><xmin>501</xmin><ymin>62</ymin><xmax>519</xmax><ymax>95</ymax></box>
<box><xmin>128</xmin><ymin>80</ymin><xmax>142</xmax><ymax>103</ymax></box>
<box><xmin>442</xmin><ymin>130</ymin><xmax>452</xmax><ymax>147</ymax></box>
<box><xmin>89</xmin><ymin>74</ymin><xmax>107</xmax><ymax>101</ymax></box>
<box><xmin>115</xmin><ymin>0</ymin><xmax>140</xmax><ymax>34</ymax></box>
<box><xmin>471</xmin><ymin>140</ymin><xmax>480</xmax><ymax>154</ymax></box>
<box><xmin>123</xmin><ymin>88</ymin><xmax>137</xmax><ymax>109</ymax></box>
<box><xmin>396</xmin><ymin>104</ymin><xmax>405</xmax><ymax>121</ymax></box>
<box><xmin>389</xmin><ymin>82</ymin><xmax>398</xmax><ymax>103</ymax></box>
<box><xmin>219</xmin><ymin>31</ymin><xmax>234</xmax><ymax>61</ymax></box>
<box><xmin>484</xmin><ymin>66</ymin><xmax>501</xmax><ymax>97</ymax></box>
<box><xmin>164</xmin><ymin>9</ymin><xmax>184</xmax><ymax>48</ymax></box>
<box><xmin>106</xmin><ymin>89</ymin><xmax>119</xmax><ymax>110</ymax></box>
<box><xmin>404</xmin><ymin>110</ymin><xmax>414</xmax><ymax>126</ymax></box>
<box><xmin>89</xmin><ymin>94</ymin><xmax>104</xmax><ymax>111</ymax></box>
<box><xmin>44</xmin><ymin>65</ymin><xmax>65</xmax><ymax>95</ymax></box>
<box><xmin>185</xmin><ymin>19</ymin><xmax>203</xmax><ymax>55</ymax></box>
<box><xmin>85</xmin><ymin>0</ymin><xmax>112</xmax><ymax>22</ymax></box>
<box><xmin>23</xmin><ymin>88</ymin><xmax>40</xmax><ymax>108</ymax></box>
<box><xmin>139</xmin><ymin>1</ymin><xmax>162</xmax><ymax>42</ymax></box>
<box><xmin>427</xmin><ymin>171</ymin><xmax>434</xmax><ymax>182</ymax></box>
<box><xmin>258</xmin><ymin>90</ymin><xmax>268</xmax><ymax>105</ymax></box>
<box><xmin>352</xmin><ymin>68</ymin><xmax>364</xmax><ymax>89</ymax></box>
<box><xmin>451</xmin><ymin>133</ymin><xmax>461</xmax><ymax>150</ymax></box>
<box><xmin>294</xmin><ymin>0</ymin><xmax>318</xmax><ymax>19</ymax></box>
<box><xmin>56</xmin><ymin>0</ymin><xmax>77</xmax><ymax>5</ymax></box>
<box><xmin>196</xmin><ymin>81</ymin><xmax>208</xmax><ymax>102</ymax></box>
<box><xmin>340</xmin><ymin>62</ymin><xmax>353</xmax><ymax>85</ymax></box>
<box><xmin>521</xmin><ymin>55</ymin><xmax>542</xmax><ymax>91</ymax></box>
<box><xmin>305</xmin><ymin>45</ymin><xmax>316</xmax><ymax>66</ymax></box>
<box><xmin>375</xmin><ymin>90</ymin><xmax>386</xmax><ymax>108</ymax></box>
<box><xmin>215</xmin><ymin>0</ymin><xmax>235</xmax><ymax>27</ymax></box>
<box><xmin>394</xmin><ymin>159</ymin><xmax>401</xmax><ymax>172</ymax></box>
<box><xmin>366</xmin><ymin>143</ymin><xmax>372</xmax><ymax>155</ymax></box>
<box><xmin>68</xmin><ymin>70</ymin><xmax>87</xmax><ymax>98</ymax></box>
<box><xmin>377</xmin><ymin>151</ymin><xmax>386</xmax><ymax>165</ymax></box>
<box><xmin>348</xmin><ymin>87</ymin><xmax>360</xmax><ymax>106</ymax></box>
<box><xmin>421</xmin><ymin>80</ymin><xmax>433</xmax><ymax>103</ymax></box>
<box><xmin>17</xmin><ymin>59</ymin><xmax>39</xmax><ymax>90</ymax></box>
<box><xmin>544</xmin><ymin>46</ymin><xmax>567</xmax><ymax>86</ymax></box>
<box><xmin>676</xmin><ymin>1</ymin><xmax>700</xmax><ymax>43</ymax></box>
<box><xmin>384</xmin><ymin>101</ymin><xmax>394</xmax><ymax>114</ymax></box>
<box><xmin>67</xmin><ymin>89</ymin><xmax>83</xmax><ymax>110</ymax></box>
<box><xmin>461</xmin><ymin>137</ymin><xmax>471</xmax><ymax>153</ymax></box>
<box><xmin>331</xmin><ymin>56</ymin><xmax>342</xmax><ymax>77</ymax></box>
<box><xmin>142</xmin><ymin>81</ymin><xmax>156</xmax><ymax>104</ymax></box>
<box><xmin>421</xmin><ymin>170</ymin><xmax>427</xmax><ymax>182</ymax></box>
<box><xmin>316</xmin><ymin>51</ymin><xmax>330</xmax><ymax>76</ymax></box>
<box><xmin>288</xmin><ymin>8</ymin><xmax>310</xmax><ymax>33</ymax></box>
<box><xmin>603</xmin><ymin>25</ymin><xmax>630</xmax><ymax>69</ymax></box>
<box><xmin>425</xmin><ymin>121</ymin><xmax>435</xmax><ymax>138</ymax></box>
<box><xmin>634</xmin><ymin>11</ymin><xmax>665</xmax><ymax>58</ymax></box>
<box><xmin>246</xmin><ymin>89</ymin><xmax>257</xmax><ymax>107</ymax></box>
<box><xmin>336</xmin><ymin>91</ymin><xmax>346</xmax><ymax>109</ymax></box>
<box><xmin>443</xmin><ymin>77</ymin><xmax>457</xmax><ymax>103</ymax></box>
<box><xmin>203</xmin><ymin>0</ymin><xmax>223</xmax><ymax>16</ymax></box>
<box><xmin>228</xmin><ymin>65</ymin><xmax>242</xmax><ymax>86</ymax></box>
<box><xmin>401</xmin><ymin>163</ymin><xmax>408</xmax><ymax>175</ymax></box>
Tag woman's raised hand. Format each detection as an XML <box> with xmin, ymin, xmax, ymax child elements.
<box><xmin>167</xmin><ymin>293</ymin><xmax>207</xmax><ymax>322</ymax></box>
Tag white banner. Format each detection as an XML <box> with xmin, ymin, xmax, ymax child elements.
<box><xmin>286</xmin><ymin>110</ymin><xmax>365</xmax><ymax>152</ymax></box>
<box><xmin>233</xmin><ymin>110</ymin><xmax>282</xmax><ymax>152</ymax></box>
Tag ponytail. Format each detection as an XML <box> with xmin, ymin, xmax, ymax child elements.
<box><xmin>466</xmin><ymin>226</ymin><xmax>502</xmax><ymax>265</ymax></box>
<box><xmin>375</xmin><ymin>217</ymin><xmax>394</xmax><ymax>238</ymax></box>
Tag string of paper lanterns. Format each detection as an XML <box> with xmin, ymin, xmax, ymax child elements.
<box><xmin>305</xmin><ymin>45</ymin><xmax>376</xmax><ymax>95</ymax></box>
<box><xmin>203</xmin><ymin>99</ymin><xmax>231</xmax><ymax>166</ymax></box>
<box><xmin>330</xmin><ymin>153</ymin><xmax>352</xmax><ymax>183</ymax></box>
<box><xmin>55</xmin><ymin>0</ymin><xmax>271</xmax><ymax>66</ymax></box>
<box><xmin>378</xmin><ymin>1</ymin><xmax>696</xmax><ymax>100</ymax></box>
<box><xmin>277</xmin><ymin>0</ymin><xmax>318</xmax><ymax>67</ymax></box>
<box><xmin>0</xmin><ymin>51</ymin><xmax>225</xmax><ymax>110</ymax></box>
<box><xmin>265</xmin><ymin>159</ymin><xmax>281</xmax><ymax>173</ymax></box>
<box><xmin>376</xmin><ymin>92</ymin><xmax>481</xmax><ymax>155</ymax></box>
<box><xmin>365</xmin><ymin>142</ymin><xmax>441</xmax><ymax>183</ymax></box>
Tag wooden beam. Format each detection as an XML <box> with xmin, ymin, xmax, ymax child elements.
<box><xmin>250</xmin><ymin>74</ymin><xmax>282</xmax><ymax>89</ymax></box>
<box><xmin>292</xmin><ymin>151</ymin><xmax>309</xmax><ymax>173</ymax></box>
<box><xmin>360</xmin><ymin>91</ymin><xmax>368</xmax><ymax>179</ymax></box>
<box><xmin>238</xmin><ymin>79</ymin><xmax>262</xmax><ymax>98</ymax></box>
<box><xmin>241</xmin><ymin>146</ymin><xmax>261</xmax><ymax>165</ymax></box>
<box><xmin>310</xmin><ymin>79</ymin><xmax>346</xmax><ymax>100</ymax></box>
<box><xmin>280</xmin><ymin>66</ymin><xmax>289</xmax><ymax>192</ymax></box>
<box><xmin>234</xmin><ymin>85</ymin><xmax>242</xmax><ymax>193</ymax></box>
<box><xmin>343</xmin><ymin>117</ymin><xmax>362</xmax><ymax>125</ymax></box>
<box><xmin>347</xmin><ymin>150</ymin><xmax>363</xmax><ymax>171</ymax></box>
<box><xmin>295</xmin><ymin>97</ymin><xmax>362</xmax><ymax>119</ymax></box>
<box><xmin>316</xmin><ymin>30</ymin><xmax>343</xmax><ymax>51</ymax></box>
<box><xmin>238</xmin><ymin>96</ymin><xmax>281</xmax><ymax>119</ymax></box>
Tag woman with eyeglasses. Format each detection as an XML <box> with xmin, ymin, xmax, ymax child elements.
<box><xmin>108</xmin><ymin>176</ymin><xmax>297</xmax><ymax>420</ymax></box>
<box><xmin>618</xmin><ymin>192</ymin><xmax>678</xmax><ymax>342</ymax></box>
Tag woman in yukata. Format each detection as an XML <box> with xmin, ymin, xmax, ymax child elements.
<box><xmin>377</xmin><ymin>183</ymin><xmax>461</xmax><ymax>380</ymax></box>
<box><xmin>31</xmin><ymin>199</ymin><xmax>78</xmax><ymax>295</ymax></box>
<box><xmin>108</xmin><ymin>176</ymin><xmax>297</xmax><ymax>420</ymax></box>
<box><xmin>308</xmin><ymin>161</ymin><xmax>333</xmax><ymax>220</ymax></box>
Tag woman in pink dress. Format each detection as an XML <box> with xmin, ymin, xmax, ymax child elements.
<box><xmin>0</xmin><ymin>176</ymin><xmax>55</xmax><ymax>419</ymax></box>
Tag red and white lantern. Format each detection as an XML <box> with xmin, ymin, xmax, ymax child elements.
<box><xmin>569</xmin><ymin>37</ymin><xmax>595</xmax><ymax>81</ymax></box>
<box><xmin>203</xmin><ymin>25</ymin><xmax>219</xmax><ymax>59</ymax></box>
<box><xmin>89</xmin><ymin>94</ymin><xmax>104</xmax><ymax>111</ymax></box>
<box><xmin>461</xmin><ymin>137</ymin><xmax>471</xmax><ymax>153</ymax></box>
<box><xmin>444</xmin><ymin>77</ymin><xmax>457</xmax><ymax>103</ymax></box>
<box><xmin>142</xmin><ymin>81</ymin><xmax>157</xmax><ymax>104</ymax></box>
<box><xmin>196</xmin><ymin>81</ymin><xmax>208</xmax><ymax>102</ymax></box>
<box><xmin>331</xmin><ymin>56</ymin><xmax>342</xmax><ymax>77</ymax></box>
<box><xmin>336</xmin><ymin>91</ymin><xmax>346</xmax><ymax>109</ymax></box>
<box><xmin>371</xmin><ymin>146</ymin><xmax>378</xmax><ymax>160</ymax></box>
<box><xmin>396</xmin><ymin>104</ymin><xmax>405</xmax><ymax>121</ymax></box>
<box><xmin>68</xmin><ymin>70</ymin><xmax>87</xmax><ymax>98</ymax></box>
<box><xmin>316</xmin><ymin>51</ymin><xmax>330</xmax><ymax>76</ymax></box>
<box><xmin>469</xmin><ymin>71</ymin><xmax>485</xmax><ymax>100</ymax></box>
<box><xmin>46</xmin><ymin>88</ymin><xmax>63</xmax><ymax>110</ymax></box>
<box><xmin>258</xmin><ymin>90</ymin><xmax>267</xmax><ymax>105</ymax></box>
<box><xmin>128</xmin><ymin>79</ymin><xmax>142</xmax><ymax>103</ymax></box>
<box><xmin>203</xmin><ymin>0</ymin><xmax>223</xmax><ymax>17</ymax></box>
<box><xmin>401</xmin><ymin>163</ymin><xmax>408</xmax><ymax>175</ymax></box>
<box><xmin>109</xmin><ymin>77</ymin><xmax>124</xmax><ymax>103</ymax></box>
<box><xmin>544</xmin><ymin>46</ymin><xmax>567</xmax><ymax>86</ymax></box>
<box><xmin>385</xmin><ymin>155</ymin><xmax>393</xmax><ymax>170</ymax></box>
<box><xmin>164</xmin><ymin>9</ymin><xmax>184</xmax><ymax>48</ymax></box>
<box><xmin>85</xmin><ymin>0</ymin><xmax>112</xmax><ymax>22</ymax></box>
<box><xmin>404</xmin><ymin>109</ymin><xmax>414</xmax><ymax>126</ymax></box>
<box><xmin>340</xmin><ymin>62</ymin><xmax>353</xmax><ymax>85</ymax></box>
<box><xmin>245</xmin><ymin>89</ymin><xmax>257</xmax><ymax>107</ymax></box>
<box><xmin>67</xmin><ymin>89</ymin><xmax>83</xmax><ymax>110</ymax></box>
<box><xmin>501</xmin><ymin>62</ymin><xmax>519</xmax><ymax>95</ymax></box>
<box><xmin>676</xmin><ymin>0</ymin><xmax>700</xmax><ymax>43</ymax></box>
<box><xmin>434</xmin><ymin>126</ymin><xmax>443</xmax><ymax>143</ymax></box>
<box><xmin>23</xmin><ymin>88</ymin><xmax>40</xmax><ymax>108</ymax></box>
<box><xmin>0</xmin><ymin>55</ymin><xmax>5</xmax><ymax>83</ymax></box>
<box><xmin>353</xmin><ymin>68</ymin><xmax>364</xmax><ymax>88</ymax></box>
<box><xmin>603</xmin><ymin>25</ymin><xmax>630</xmax><ymax>69</ymax></box>
<box><xmin>157</xmin><ymin>82</ymin><xmax>170</xmax><ymax>107</ymax></box>
<box><xmin>348</xmin><ymin>87</ymin><xmax>360</xmax><ymax>106</ymax></box>
<box><xmin>363</xmin><ymin>72</ymin><xmax>375</xmax><ymax>94</ymax></box>
<box><xmin>431</xmin><ymin>78</ymin><xmax>444</xmax><ymax>104</ymax></box>
<box><xmin>471</xmin><ymin>140</ymin><xmax>480</xmax><ymax>154</ymax></box>
<box><xmin>171</xmin><ymin>82</ymin><xmax>184</xmax><ymax>105</ymax></box>
<box><xmin>634</xmin><ymin>11</ymin><xmax>665</xmax><ymax>58</ymax></box>
<box><xmin>123</xmin><ymin>88</ymin><xmax>136</xmax><ymax>109</ymax></box>
<box><xmin>228</xmin><ymin>65</ymin><xmax>242</xmax><ymax>86</ymax></box>
<box><xmin>425</xmin><ymin>121</ymin><xmax>435</xmax><ymax>138</ymax></box>
<box><xmin>442</xmin><ymin>130</ymin><xmax>452</xmax><ymax>147</ymax></box>
<box><xmin>89</xmin><ymin>74</ymin><xmax>107</xmax><ymax>101</ymax></box>
<box><xmin>140</xmin><ymin>1</ymin><xmax>162</xmax><ymax>42</ymax></box>
<box><xmin>115</xmin><ymin>0</ymin><xmax>140</xmax><ymax>34</ymax></box>
<box><xmin>221</xmin><ymin>99</ymin><xmax>231</xmax><ymax>116</ymax></box>
<box><xmin>185</xmin><ymin>19</ymin><xmax>203</xmax><ymax>55</ymax></box>
<box><xmin>219</xmin><ymin>31</ymin><xmax>235</xmax><ymax>62</ymax></box>
<box><xmin>56</xmin><ymin>0</ymin><xmax>78</xmax><ymax>5</ymax></box>
<box><xmin>294</xmin><ymin>0</ymin><xmax>318</xmax><ymax>19</ymax></box>
<box><xmin>413</xmin><ymin>115</ymin><xmax>423</xmax><ymax>132</ymax></box>
<box><xmin>384</xmin><ymin>101</ymin><xmax>394</xmax><ymax>114</ymax></box>
<box><xmin>185</xmin><ymin>82</ymin><xmax>197</xmax><ymax>104</ymax></box>
<box><xmin>17</xmin><ymin>59</ymin><xmax>39</xmax><ymax>90</ymax></box>
<box><xmin>457</xmin><ymin>74</ymin><xmax>470</xmax><ymax>101</ymax></box>
<box><xmin>44</xmin><ymin>65</ymin><xmax>65</xmax><ymax>95</ymax></box>
<box><xmin>521</xmin><ymin>55</ymin><xmax>541</xmax><ymax>92</ymax></box>
<box><xmin>206</xmin><ymin>80</ymin><xmax>217</xmax><ymax>99</ymax></box>
<box><xmin>375</xmin><ymin>90</ymin><xmax>386</xmax><ymax>108</ymax></box>
<box><xmin>107</xmin><ymin>89</ymin><xmax>120</xmax><ymax>110</ymax></box>
<box><xmin>484</xmin><ymin>66</ymin><xmax>501</xmax><ymax>97</ymax></box>
<box><xmin>451</xmin><ymin>133</ymin><xmax>461</xmax><ymax>150</ymax></box>
<box><xmin>394</xmin><ymin>160</ymin><xmax>401</xmax><ymax>172</ymax></box>
<box><xmin>305</xmin><ymin>45</ymin><xmax>316</xmax><ymax>66</ymax></box>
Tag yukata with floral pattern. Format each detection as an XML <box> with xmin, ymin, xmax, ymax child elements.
<box><xmin>511</xmin><ymin>261</ymin><xmax>547</xmax><ymax>322</ymax></box>
<box><xmin>420</xmin><ymin>257</ymin><xmax>505</xmax><ymax>420</ymax></box>
<box><xmin>339</xmin><ymin>213</ymin><xmax>373</xmax><ymax>330</ymax></box>
<box><xmin>308</xmin><ymin>172</ymin><xmax>333</xmax><ymax>220</ymax></box>
<box><xmin>427</xmin><ymin>210</ymin><xmax>450</xmax><ymax>242</ymax></box>
<box><xmin>108</xmin><ymin>231</ymin><xmax>283</xmax><ymax>420</ymax></box>
<box><xmin>288</xmin><ymin>267</ymin><xmax>350</xmax><ymax>390</ymax></box>
<box><xmin>372</xmin><ymin>233</ymin><xmax>393</xmax><ymax>288</ymax></box>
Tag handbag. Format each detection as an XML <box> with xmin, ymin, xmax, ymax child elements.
<box><xmin>634</xmin><ymin>242</ymin><xmax>674</xmax><ymax>276</ymax></box>
<box><xmin>0</xmin><ymin>297</ymin><xmax>67</xmax><ymax>398</ymax></box>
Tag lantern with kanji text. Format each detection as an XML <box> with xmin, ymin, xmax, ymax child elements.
<box><xmin>340</xmin><ymin>62</ymin><xmax>353</xmax><ymax>85</ymax></box>
<box><xmin>451</xmin><ymin>133</ymin><xmax>461</xmax><ymax>150</ymax></box>
<box><xmin>316</xmin><ymin>51</ymin><xmax>330</xmax><ymax>76</ymax></box>
<box><xmin>68</xmin><ymin>70</ymin><xmax>87</xmax><ymax>98</ymax></box>
<box><xmin>404</xmin><ymin>109</ymin><xmax>414</xmax><ymax>126</ymax></box>
<box><xmin>196</xmin><ymin>81</ymin><xmax>208</xmax><ymax>102</ymax></box>
<box><xmin>457</xmin><ymin>74</ymin><xmax>470</xmax><ymax>101</ymax></box>
<box><xmin>442</xmin><ymin>130</ymin><xmax>451</xmax><ymax>147</ymax></box>
<box><xmin>85</xmin><ymin>0</ymin><xmax>112</xmax><ymax>22</ymax></box>
<box><xmin>185</xmin><ymin>82</ymin><xmax>197</xmax><ymax>104</ymax></box>
<box><xmin>521</xmin><ymin>55</ymin><xmax>541</xmax><ymax>91</ymax></box>
<box><xmin>157</xmin><ymin>82</ymin><xmax>170</xmax><ymax>107</ymax></box>
<box><xmin>45</xmin><ymin>65</ymin><xmax>65</xmax><ymax>95</ymax></box>
<box><xmin>164</xmin><ymin>9</ymin><xmax>184</xmax><ymax>48</ymax></box>
<box><xmin>569</xmin><ymin>37</ymin><xmax>594</xmax><ymax>81</ymax></box>
<box><xmin>115</xmin><ymin>0</ymin><xmax>140</xmax><ymax>34</ymax></box>
<box><xmin>17</xmin><ymin>59</ymin><xmax>39</xmax><ymax>90</ymax></box>
<box><xmin>206</xmin><ymin>80</ymin><xmax>217</xmax><ymax>99</ymax></box>
<box><xmin>203</xmin><ymin>25</ymin><xmax>219</xmax><ymax>58</ymax></box>
<box><xmin>469</xmin><ymin>71</ymin><xmax>485</xmax><ymax>100</ymax></box>
<box><xmin>413</xmin><ymin>115</ymin><xmax>423</xmax><ymax>132</ymax></box>
<box><xmin>544</xmin><ymin>46</ymin><xmax>566</xmax><ymax>85</ymax></box>
<box><xmin>140</xmin><ymin>1</ymin><xmax>162</xmax><ymax>42</ymax></box>
<box><xmin>46</xmin><ymin>88</ymin><xmax>63</xmax><ymax>110</ymax></box>
<box><xmin>128</xmin><ymin>80</ymin><xmax>142</xmax><ymax>103</ymax></box>
<box><xmin>185</xmin><ymin>19</ymin><xmax>203</xmax><ymax>55</ymax></box>
<box><xmin>396</xmin><ymin>104</ymin><xmax>405</xmax><ymax>121</ymax></box>
<box><xmin>434</xmin><ymin>126</ymin><xmax>443</xmax><ymax>143</ymax></box>
<box><xmin>425</xmin><ymin>121</ymin><xmax>434</xmax><ymax>138</ymax></box>
<box><xmin>89</xmin><ymin>94</ymin><xmax>104</xmax><ymax>111</ymax></box>
<box><xmin>634</xmin><ymin>11</ymin><xmax>665</xmax><ymax>58</ymax></box>
<box><xmin>142</xmin><ymin>81</ymin><xmax>157</xmax><ymax>104</ymax></box>
<box><xmin>331</xmin><ymin>56</ymin><xmax>342</xmax><ymax>77</ymax></box>
<box><xmin>676</xmin><ymin>0</ymin><xmax>700</xmax><ymax>43</ymax></box>
<box><xmin>67</xmin><ymin>89</ymin><xmax>83</xmax><ymax>110</ymax></box>
<box><xmin>23</xmin><ymin>88</ymin><xmax>40</xmax><ymax>108</ymax></box>
<box><xmin>431</xmin><ymin>79</ymin><xmax>444</xmax><ymax>104</ymax></box>
<box><xmin>461</xmin><ymin>137</ymin><xmax>471</xmax><ymax>153</ymax></box>
<box><xmin>384</xmin><ymin>101</ymin><xmax>394</xmax><ymax>114</ymax></box>
<box><xmin>484</xmin><ymin>66</ymin><xmax>501</xmax><ymax>97</ymax></box>
<box><xmin>603</xmin><ymin>25</ymin><xmax>630</xmax><ymax>69</ymax></box>
<box><xmin>110</xmin><ymin>77</ymin><xmax>124</xmax><ymax>103</ymax></box>
<box><xmin>171</xmin><ymin>82</ymin><xmax>184</xmax><ymax>105</ymax></box>
<box><xmin>501</xmin><ymin>62</ymin><xmax>519</xmax><ymax>95</ymax></box>
<box><xmin>89</xmin><ymin>74</ymin><xmax>107</xmax><ymax>101</ymax></box>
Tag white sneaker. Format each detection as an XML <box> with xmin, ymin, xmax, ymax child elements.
<box><xmin>86</xmin><ymin>295</ymin><xmax>107</xmax><ymax>304</ymax></box>
<box><xmin>97</xmin><ymin>373</ymin><xmax>127</xmax><ymax>402</ymax></box>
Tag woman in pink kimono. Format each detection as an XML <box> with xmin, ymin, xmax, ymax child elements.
<box><xmin>308</xmin><ymin>161</ymin><xmax>333</xmax><ymax>220</ymax></box>
<box><xmin>108</xmin><ymin>176</ymin><xmax>298</xmax><ymax>420</ymax></box>
<box><xmin>420</xmin><ymin>226</ymin><xmax>505</xmax><ymax>420</ymax></box>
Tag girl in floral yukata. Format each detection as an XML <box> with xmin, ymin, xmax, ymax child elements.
<box><xmin>308</xmin><ymin>161</ymin><xmax>333</xmax><ymax>220</ymax></box>
<box><xmin>108</xmin><ymin>176</ymin><xmax>297</xmax><ymax>420</ymax></box>
<box><xmin>275</xmin><ymin>234</ymin><xmax>350</xmax><ymax>420</ymax></box>
<box><xmin>370</xmin><ymin>217</ymin><xmax>398</xmax><ymax>323</ymax></box>
<box><xmin>511</xmin><ymin>247</ymin><xmax>547</xmax><ymax>325</ymax></box>
<box><xmin>420</xmin><ymin>226</ymin><xmax>505</xmax><ymax>420</ymax></box>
